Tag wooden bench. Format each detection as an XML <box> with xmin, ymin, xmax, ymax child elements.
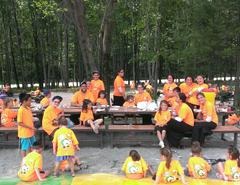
<box><xmin>107</xmin><ymin>125</ymin><xmax>157</xmax><ymax>147</ymax></box>
<box><xmin>0</xmin><ymin>127</ymin><xmax>43</xmax><ymax>147</ymax></box>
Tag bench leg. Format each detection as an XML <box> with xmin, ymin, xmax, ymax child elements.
<box><xmin>234</xmin><ymin>133</ymin><xmax>238</xmax><ymax>147</ymax></box>
<box><xmin>110</xmin><ymin>132</ymin><xmax>113</xmax><ymax>148</ymax></box>
<box><xmin>100</xmin><ymin>132</ymin><xmax>103</xmax><ymax>148</ymax></box>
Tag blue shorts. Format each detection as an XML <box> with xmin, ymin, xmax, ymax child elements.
<box><xmin>20</xmin><ymin>136</ymin><xmax>36</xmax><ymax>151</ymax></box>
<box><xmin>55</xmin><ymin>156</ymin><xmax>74</xmax><ymax>162</ymax></box>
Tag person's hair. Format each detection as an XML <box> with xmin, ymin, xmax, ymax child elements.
<box><xmin>129</xmin><ymin>150</ymin><xmax>141</xmax><ymax>161</ymax></box>
<box><xmin>196</xmin><ymin>92</ymin><xmax>205</xmax><ymax>99</ymax></box>
<box><xmin>98</xmin><ymin>90</ymin><xmax>106</xmax><ymax>98</ymax></box>
<box><xmin>167</xmin><ymin>74</ymin><xmax>175</xmax><ymax>81</ymax></box>
<box><xmin>158</xmin><ymin>100</ymin><xmax>169</xmax><ymax>112</ymax></box>
<box><xmin>19</xmin><ymin>93</ymin><xmax>31</xmax><ymax>104</ymax></box>
<box><xmin>92</xmin><ymin>70</ymin><xmax>100</xmax><ymax>75</ymax></box>
<box><xmin>52</xmin><ymin>96</ymin><xmax>63</xmax><ymax>102</ymax></box>
<box><xmin>178</xmin><ymin>93</ymin><xmax>187</xmax><ymax>103</ymax></box>
<box><xmin>58</xmin><ymin>116</ymin><xmax>68</xmax><ymax>126</ymax></box>
<box><xmin>185</xmin><ymin>76</ymin><xmax>194</xmax><ymax>82</ymax></box>
<box><xmin>126</xmin><ymin>94</ymin><xmax>134</xmax><ymax>101</ymax></box>
<box><xmin>137</xmin><ymin>82</ymin><xmax>145</xmax><ymax>89</ymax></box>
<box><xmin>160</xmin><ymin>148</ymin><xmax>172</xmax><ymax>169</ymax></box>
<box><xmin>82</xmin><ymin>99</ymin><xmax>92</xmax><ymax>112</ymax></box>
<box><xmin>80</xmin><ymin>81</ymin><xmax>87</xmax><ymax>86</ymax></box>
<box><xmin>173</xmin><ymin>87</ymin><xmax>181</xmax><ymax>93</ymax></box>
<box><xmin>191</xmin><ymin>141</ymin><xmax>202</xmax><ymax>155</ymax></box>
<box><xmin>228</xmin><ymin>145</ymin><xmax>240</xmax><ymax>167</ymax></box>
<box><xmin>3</xmin><ymin>98</ymin><xmax>13</xmax><ymax>108</ymax></box>
<box><xmin>117</xmin><ymin>68</ymin><xmax>124</xmax><ymax>75</ymax></box>
<box><xmin>43</xmin><ymin>89</ymin><xmax>50</xmax><ymax>96</ymax></box>
<box><xmin>3</xmin><ymin>83</ymin><xmax>10</xmax><ymax>87</ymax></box>
<box><xmin>32</xmin><ymin>141</ymin><xmax>42</xmax><ymax>150</ymax></box>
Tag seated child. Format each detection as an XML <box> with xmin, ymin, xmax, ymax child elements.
<box><xmin>40</xmin><ymin>89</ymin><xmax>51</xmax><ymax>108</ymax></box>
<box><xmin>122</xmin><ymin>150</ymin><xmax>148</xmax><ymax>179</ymax></box>
<box><xmin>154</xmin><ymin>148</ymin><xmax>186</xmax><ymax>184</ymax></box>
<box><xmin>80</xmin><ymin>99</ymin><xmax>103</xmax><ymax>134</ymax></box>
<box><xmin>154</xmin><ymin>100</ymin><xmax>171</xmax><ymax>148</ymax></box>
<box><xmin>18</xmin><ymin>141</ymin><xmax>50</xmax><ymax>182</ymax></box>
<box><xmin>53</xmin><ymin>116</ymin><xmax>80</xmax><ymax>177</ymax></box>
<box><xmin>217</xmin><ymin>146</ymin><xmax>240</xmax><ymax>181</ymax></box>
<box><xmin>187</xmin><ymin>141</ymin><xmax>211</xmax><ymax>178</ymax></box>
<box><xmin>96</xmin><ymin>90</ymin><xmax>108</xmax><ymax>106</ymax></box>
<box><xmin>1</xmin><ymin>98</ymin><xmax>17</xmax><ymax>127</ymax></box>
<box><xmin>123</xmin><ymin>95</ymin><xmax>135</xmax><ymax>107</ymax></box>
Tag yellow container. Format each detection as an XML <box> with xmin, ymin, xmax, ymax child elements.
<box><xmin>203</xmin><ymin>92</ymin><xmax>216</xmax><ymax>104</ymax></box>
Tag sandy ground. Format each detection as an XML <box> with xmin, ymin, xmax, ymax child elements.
<box><xmin>0</xmin><ymin>91</ymin><xmax>239</xmax><ymax>179</ymax></box>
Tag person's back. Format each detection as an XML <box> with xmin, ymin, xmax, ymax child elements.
<box><xmin>122</xmin><ymin>150</ymin><xmax>148</xmax><ymax>179</ymax></box>
<box><xmin>18</xmin><ymin>151</ymin><xmax>42</xmax><ymax>181</ymax></box>
<box><xmin>1</xmin><ymin>108</ymin><xmax>17</xmax><ymax>127</ymax></box>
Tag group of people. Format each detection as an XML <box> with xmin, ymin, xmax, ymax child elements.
<box><xmin>0</xmin><ymin>71</ymin><xmax>237</xmax><ymax>183</ymax></box>
<box><xmin>122</xmin><ymin>142</ymin><xmax>240</xmax><ymax>183</ymax></box>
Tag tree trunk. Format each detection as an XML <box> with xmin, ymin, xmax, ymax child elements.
<box><xmin>67</xmin><ymin>0</ymin><xmax>96</xmax><ymax>77</ymax></box>
<box><xmin>98</xmin><ymin>0</ymin><xmax>117</xmax><ymax>100</ymax></box>
<box><xmin>62</xmin><ymin>21</ymin><xmax>69</xmax><ymax>87</ymax></box>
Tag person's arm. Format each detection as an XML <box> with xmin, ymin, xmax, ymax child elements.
<box><xmin>154</xmin><ymin>175</ymin><xmax>160</xmax><ymax>185</ymax></box>
<box><xmin>35</xmin><ymin>168</ymin><xmax>45</xmax><ymax>181</ymax></box>
<box><xmin>18</xmin><ymin>122</ymin><xmax>36</xmax><ymax>131</ymax></box>
<box><xmin>180</xmin><ymin>173</ymin><xmax>187</xmax><ymax>185</ymax></box>
<box><xmin>52</xmin><ymin>142</ymin><xmax>57</xmax><ymax>155</ymax></box>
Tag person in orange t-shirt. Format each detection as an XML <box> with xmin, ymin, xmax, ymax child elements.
<box><xmin>187</xmin><ymin>142</ymin><xmax>211</xmax><ymax>179</ymax></box>
<box><xmin>89</xmin><ymin>71</ymin><xmax>105</xmax><ymax>103</ymax></box>
<box><xmin>192</xmin><ymin>92</ymin><xmax>218</xmax><ymax>145</ymax></box>
<box><xmin>80</xmin><ymin>99</ymin><xmax>103</xmax><ymax>134</ymax></box>
<box><xmin>166</xmin><ymin>93</ymin><xmax>194</xmax><ymax>147</ymax></box>
<box><xmin>71</xmin><ymin>81</ymin><xmax>94</xmax><ymax>106</ymax></box>
<box><xmin>42</xmin><ymin>96</ymin><xmax>64</xmax><ymax>137</ymax></box>
<box><xmin>123</xmin><ymin>95</ymin><xmax>135</xmax><ymax>107</ymax></box>
<box><xmin>96</xmin><ymin>90</ymin><xmax>108</xmax><ymax>106</ymax></box>
<box><xmin>179</xmin><ymin>76</ymin><xmax>197</xmax><ymax>103</ymax></box>
<box><xmin>154</xmin><ymin>100</ymin><xmax>171</xmax><ymax>148</ymax></box>
<box><xmin>187</xmin><ymin>75</ymin><xmax>208</xmax><ymax>107</ymax></box>
<box><xmin>0</xmin><ymin>98</ymin><xmax>3</xmax><ymax>113</ymax></box>
<box><xmin>113</xmin><ymin>69</ymin><xmax>125</xmax><ymax>106</ymax></box>
<box><xmin>1</xmin><ymin>98</ymin><xmax>17</xmax><ymax>127</ymax></box>
<box><xmin>17</xmin><ymin>93</ymin><xmax>36</xmax><ymax>158</ymax></box>
<box><xmin>135</xmin><ymin>83</ymin><xmax>153</xmax><ymax>124</ymax></box>
<box><xmin>18</xmin><ymin>141</ymin><xmax>50</xmax><ymax>182</ymax></box>
<box><xmin>40</xmin><ymin>89</ymin><xmax>51</xmax><ymax>108</ymax></box>
<box><xmin>163</xmin><ymin>75</ymin><xmax>178</xmax><ymax>102</ymax></box>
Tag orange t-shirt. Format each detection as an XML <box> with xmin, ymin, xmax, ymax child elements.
<box><xmin>123</xmin><ymin>101</ymin><xmax>136</xmax><ymax>107</ymax></box>
<box><xmin>71</xmin><ymin>90</ymin><xmax>94</xmax><ymax>105</ymax></box>
<box><xmin>40</xmin><ymin>97</ymin><xmax>50</xmax><ymax>108</ymax></box>
<box><xmin>0</xmin><ymin>99</ymin><xmax>3</xmax><ymax>113</ymax></box>
<box><xmin>113</xmin><ymin>75</ymin><xmax>125</xmax><ymax>96</ymax></box>
<box><xmin>80</xmin><ymin>109</ymin><xmax>94</xmax><ymax>124</ymax></box>
<box><xmin>163</xmin><ymin>83</ymin><xmax>177</xmax><ymax>100</ymax></box>
<box><xmin>90</xmin><ymin>79</ymin><xmax>105</xmax><ymax>102</ymax></box>
<box><xmin>179</xmin><ymin>82</ymin><xmax>197</xmax><ymax>100</ymax></box>
<box><xmin>199</xmin><ymin>101</ymin><xmax>218</xmax><ymax>124</ymax></box>
<box><xmin>134</xmin><ymin>92</ymin><xmax>152</xmax><ymax>104</ymax></box>
<box><xmin>17</xmin><ymin>106</ymin><xmax>34</xmax><ymax>138</ymax></box>
<box><xmin>188</xmin><ymin>83</ymin><xmax>209</xmax><ymax>105</ymax></box>
<box><xmin>171</xmin><ymin>101</ymin><xmax>180</xmax><ymax>115</ymax></box>
<box><xmin>96</xmin><ymin>98</ymin><xmax>108</xmax><ymax>106</ymax></box>
<box><xmin>154</xmin><ymin>110</ymin><xmax>171</xmax><ymax>126</ymax></box>
<box><xmin>1</xmin><ymin>108</ymin><xmax>17</xmax><ymax>127</ymax></box>
<box><xmin>178</xmin><ymin>103</ymin><xmax>194</xmax><ymax>126</ymax></box>
<box><xmin>42</xmin><ymin>105</ymin><xmax>63</xmax><ymax>135</ymax></box>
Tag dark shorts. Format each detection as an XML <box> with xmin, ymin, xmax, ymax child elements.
<box><xmin>155</xmin><ymin>125</ymin><xmax>167</xmax><ymax>132</ymax></box>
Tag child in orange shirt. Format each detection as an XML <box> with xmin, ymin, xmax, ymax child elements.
<box><xmin>59</xmin><ymin>156</ymin><xmax>82</xmax><ymax>172</ymax></box>
<box><xmin>123</xmin><ymin>95</ymin><xmax>135</xmax><ymax>107</ymax></box>
<box><xmin>187</xmin><ymin>141</ymin><xmax>211</xmax><ymax>179</ymax></box>
<box><xmin>40</xmin><ymin>89</ymin><xmax>51</xmax><ymax>108</ymax></box>
<box><xmin>18</xmin><ymin>93</ymin><xmax>36</xmax><ymax>158</ymax></box>
<box><xmin>96</xmin><ymin>90</ymin><xmax>108</xmax><ymax>106</ymax></box>
<box><xmin>80</xmin><ymin>99</ymin><xmax>103</xmax><ymax>134</ymax></box>
<box><xmin>154</xmin><ymin>100</ymin><xmax>171</xmax><ymax>148</ymax></box>
<box><xmin>1</xmin><ymin>98</ymin><xmax>17</xmax><ymax>127</ymax></box>
<box><xmin>154</xmin><ymin>148</ymin><xmax>186</xmax><ymax>184</ymax></box>
<box><xmin>18</xmin><ymin>141</ymin><xmax>50</xmax><ymax>182</ymax></box>
<box><xmin>122</xmin><ymin>150</ymin><xmax>148</xmax><ymax>179</ymax></box>
<box><xmin>53</xmin><ymin>116</ymin><xmax>80</xmax><ymax>177</ymax></box>
<box><xmin>217</xmin><ymin>146</ymin><xmax>240</xmax><ymax>181</ymax></box>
